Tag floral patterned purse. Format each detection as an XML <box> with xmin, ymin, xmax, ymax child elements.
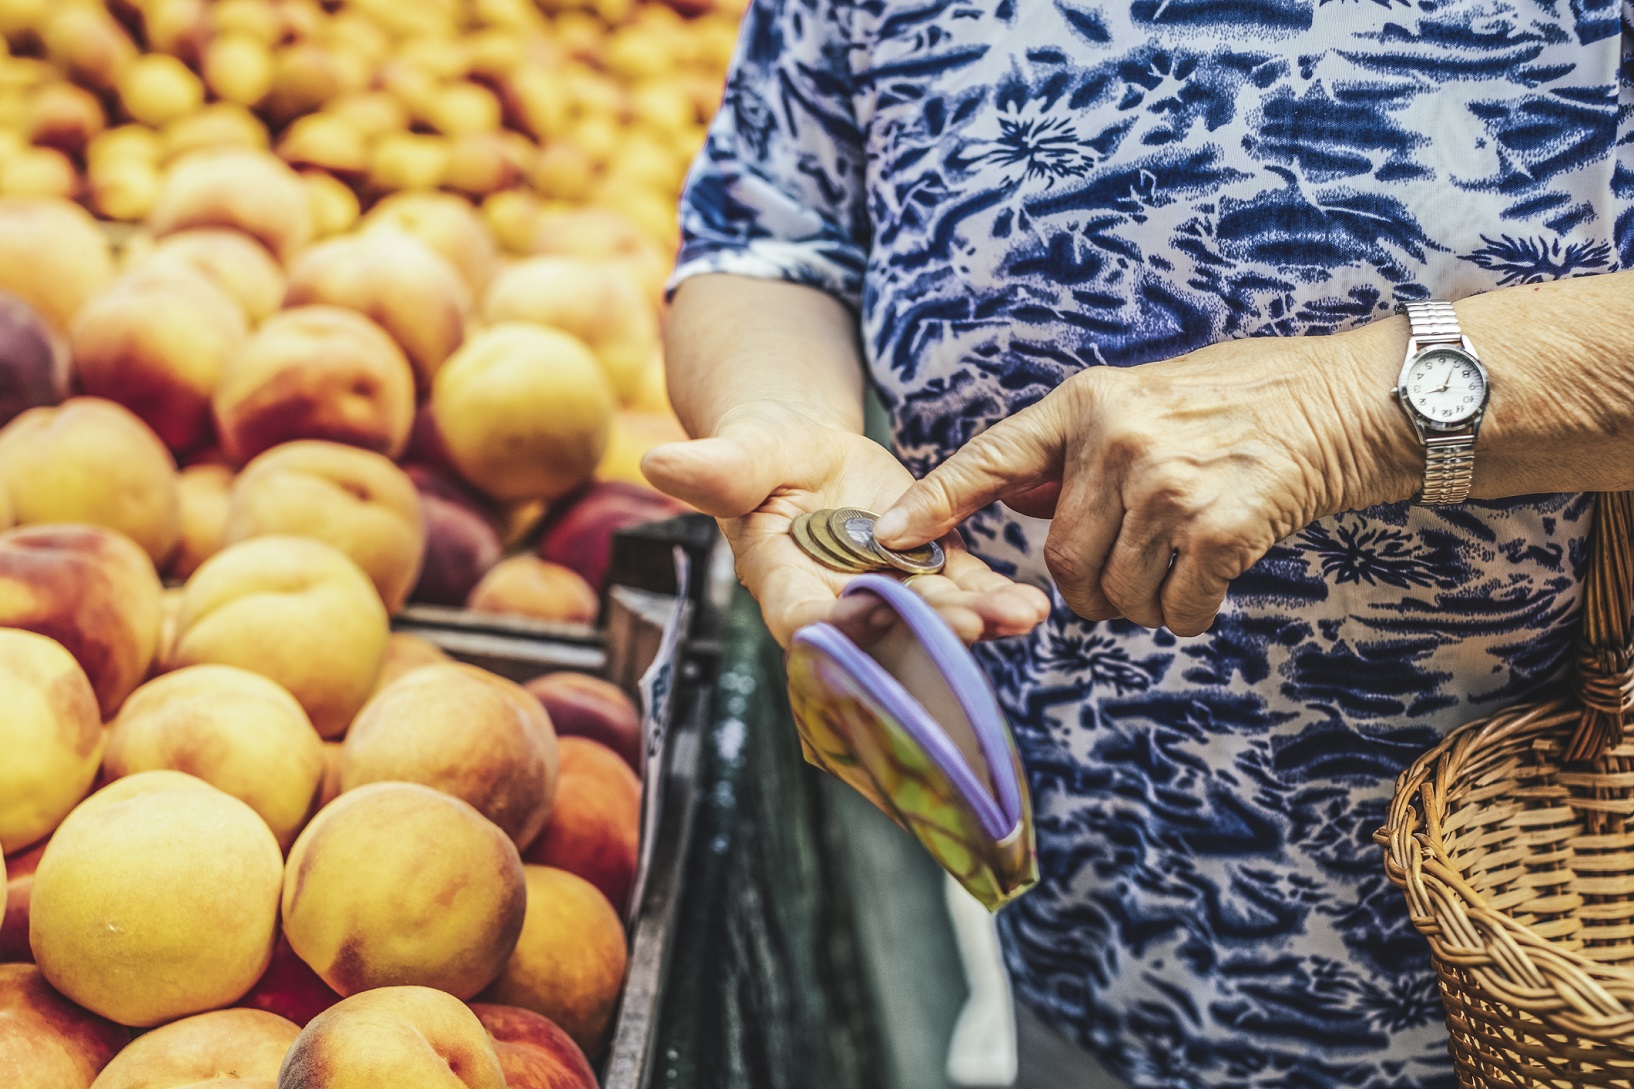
<box><xmin>785</xmin><ymin>574</ymin><xmax>1038</xmax><ymax>911</ymax></box>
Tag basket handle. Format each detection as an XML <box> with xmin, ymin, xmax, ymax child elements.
<box><xmin>1564</xmin><ymin>492</ymin><xmax>1634</xmax><ymax>760</ymax></box>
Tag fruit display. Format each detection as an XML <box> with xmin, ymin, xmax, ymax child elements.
<box><xmin>0</xmin><ymin>0</ymin><xmax>737</xmax><ymax>1081</ymax></box>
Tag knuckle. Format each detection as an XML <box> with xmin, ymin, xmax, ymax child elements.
<box><xmin>1043</xmin><ymin>536</ymin><xmax>1087</xmax><ymax>586</ymax></box>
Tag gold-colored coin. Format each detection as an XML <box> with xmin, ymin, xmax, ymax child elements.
<box><xmin>825</xmin><ymin>507</ymin><xmax>890</xmax><ymax>568</ymax></box>
<box><xmin>808</xmin><ymin>509</ymin><xmax>884</xmax><ymax>572</ymax></box>
<box><xmin>791</xmin><ymin>511</ymin><xmax>870</xmax><ymax>572</ymax></box>
<box><xmin>872</xmin><ymin>536</ymin><xmax>946</xmax><ymax>576</ymax></box>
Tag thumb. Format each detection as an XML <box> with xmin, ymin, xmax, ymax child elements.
<box><xmin>873</xmin><ymin>402</ymin><xmax>1063</xmax><ymax>548</ymax></box>
<box><xmin>640</xmin><ymin>422</ymin><xmax>788</xmax><ymax>518</ymax></box>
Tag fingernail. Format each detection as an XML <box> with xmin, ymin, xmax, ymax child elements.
<box><xmin>873</xmin><ymin>509</ymin><xmax>908</xmax><ymax>543</ymax></box>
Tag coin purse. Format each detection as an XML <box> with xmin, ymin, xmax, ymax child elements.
<box><xmin>785</xmin><ymin>574</ymin><xmax>1038</xmax><ymax>911</ymax></box>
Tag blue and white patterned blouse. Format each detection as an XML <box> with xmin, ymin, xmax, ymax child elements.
<box><xmin>672</xmin><ymin>2</ymin><xmax>1631</xmax><ymax>1085</ymax></box>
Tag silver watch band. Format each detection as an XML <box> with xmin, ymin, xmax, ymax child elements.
<box><xmin>1399</xmin><ymin>301</ymin><xmax>1476</xmax><ymax>505</ymax></box>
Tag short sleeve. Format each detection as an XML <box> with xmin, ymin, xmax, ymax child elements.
<box><xmin>668</xmin><ymin>0</ymin><xmax>870</xmax><ymax>310</ymax></box>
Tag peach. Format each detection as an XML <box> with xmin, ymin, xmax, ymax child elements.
<box><xmin>91</xmin><ymin>1008</ymin><xmax>299</xmax><ymax>1089</ymax></box>
<box><xmin>466</xmin><ymin>557</ymin><xmax>598</xmax><ymax>626</ymax></box>
<box><xmin>70</xmin><ymin>267</ymin><xmax>248</xmax><ymax>456</ymax></box>
<box><xmin>445</xmin><ymin>132</ymin><xmax>524</xmax><ymax>197</ymax></box>
<box><xmin>159</xmin><ymin>103</ymin><xmax>269</xmax><ymax>163</ymax></box>
<box><xmin>523</xmin><ymin>738</ymin><xmax>640</xmax><ymax>914</ymax></box>
<box><xmin>0</xmin><ymin>290</ymin><xmax>68</xmax><ymax>427</ymax></box>
<box><xmin>88</xmin><ymin>156</ymin><xmax>161</xmax><ymax>221</ymax></box>
<box><xmin>149</xmin><ymin>149</ymin><xmax>313</xmax><ymax>264</ymax></box>
<box><xmin>41</xmin><ymin>6</ymin><xmax>136</xmax><ymax>94</ymax></box>
<box><xmin>24</xmin><ymin>82</ymin><xmax>104</xmax><ymax>158</ymax></box>
<box><xmin>482</xmin><ymin>190</ymin><xmax>543</xmax><ymax>255</ymax></box>
<box><xmin>263</xmin><ymin>43</ymin><xmax>361</xmax><ymax>125</ymax></box>
<box><xmin>133</xmin><ymin>228</ymin><xmax>287</xmax><ymax>324</ymax></box>
<box><xmin>0</xmin><ymin>524</ymin><xmax>163</xmax><ymax>718</ymax></box>
<box><xmin>0</xmin><ymin>630</ymin><xmax>102</xmax><ymax>856</ymax></box>
<box><xmin>30</xmin><ymin>771</ymin><xmax>283</xmax><ymax>1026</ymax></box>
<box><xmin>481</xmin><ymin>257</ymin><xmax>657</xmax><ymax>404</ymax></box>
<box><xmin>204</xmin><ymin>32</ymin><xmax>275</xmax><ymax>108</ymax></box>
<box><xmin>343</xmin><ymin>663</ymin><xmax>558</xmax><ymax>849</ymax></box>
<box><xmin>483</xmin><ymin>866</ymin><xmax>627</xmax><ymax>1058</ymax></box>
<box><xmin>0</xmin><ymin>198</ymin><xmax>114</xmax><ymax>333</ymax></box>
<box><xmin>237</xmin><ymin>933</ymin><xmax>341</xmax><ymax>1029</ymax></box>
<box><xmin>365</xmin><ymin>131</ymin><xmax>451</xmax><ymax>192</ymax></box>
<box><xmin>224</xmin><ymin>441</ymin><xmax>426</xmax><ymax>615</ymax></box>
<box><xmin>469</xmin><ymin>1003</ymin><xmax>597</xmax><ymax>1089</ymax></box>
<box><xmin>322</xmin><ymin>91</ymin><xmax>406</xmax><ymax>139</ymax></box>
<box><xmin>284</xmin><ymin>231</ymin><xmax>469</xmax><ymax>393</ymax></box>
<box><xmin>0</xmin><ymin>964</ymin><xmax>128</xmax><ymax>1088</ymax></box>
<box><xmin>0</xmin><ymin>397</ymin><xmax>181</xmax><ymax>564</ymax></box>
<box><xmin>104</xmin><ymin>665</ymin><xmax>325</xmax><ymax>852</ymax></box>
<box><xmin>375</xmin><ymin>631</ymin><xmax>452</xmax><ymax>691</ymax></box>
<box><xmin>0</xmin><ymin>146</ymin><xmax>76</xmax><ymax>199</ymax></box>
<box><xmin>432</xmin><ymin>324</ymin><xmax>614</xmax><ymax>503</ymax></box>
<box><xmin>406</xmin><ymin>464</ymin><xmax>503</xmax><ymax>606</ymax></box>
<box><xmin>362</xmin><ymin>191</ymin><xmax>499</xmax><ymax>293</ymax></box>
<box><xmin>118</xmin><ymin>54</ymin><xmax>204</xmax><ymax>127</ymax></box>
<box><xmin>524</xmin><ymin>673</ymin><xmax>640</xmax><ymax>771</ymax></box>
<box><xmin>281</xmin><ymin>783</ymin><xmax>526</xmax><ymax>998</ymax></box>
<box><xmin>168</xmin><ymin>463</ymin><xmax>231</xmax><ymax>580</ymax></box>
<box><xmin>165</xmin><ymin>536</ymin><xmax>388</xmax><ymax>738</ymax></box>
<box><xmin>1</xmin><ymin>839</ymin><xmax>46</xmax><ymax>962</ymax></box>
<box><xmin>537</xmin><ymin>481</ymin><xmax>688</xmax><ymax>594</ymax></box>
<box><xmin>301</xmin><ymin>171</ymin><xmax>360</xmax><ymax>239</ymax></box>
<box><xmin>213</xmin><ymin>307</ymin><xmax>415</xmax><ymax>467</ymax></box>
<box><xmin>276</xmin><ymin>113</ymin><xmax>368</xmax><ymax>179</ymax></box>
<box><xmin>278</xmin><ymin>986</ymin><xmax>505</xmax><ymax>1089</ymax></box>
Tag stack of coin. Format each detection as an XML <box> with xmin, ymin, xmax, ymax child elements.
<box><xmin>790</xmin><ymin>507</ymin><xmax>946</xmax><ymax>576</ymax></box>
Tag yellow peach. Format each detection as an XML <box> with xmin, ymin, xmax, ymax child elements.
<box><xmin>0</xmin><ymin>629</ymin><xmax>102</xmax><ymax>856</ymax></box>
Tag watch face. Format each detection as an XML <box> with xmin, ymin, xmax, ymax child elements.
<box><xmin>1401</xmin><ymin>347</ymin><xmax>1487</xmax><ymax>427</ymax></box>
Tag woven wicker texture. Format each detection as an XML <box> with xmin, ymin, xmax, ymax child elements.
<box><xmin>1378</xmin><ymin>493</ymin><xmax>1634</xmax><ymax>1087</ymax></box>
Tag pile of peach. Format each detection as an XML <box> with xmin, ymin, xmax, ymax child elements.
<box><xmin>1</xmin><ymin>515</ymin><xmax>657</xmax><ymax>1087</ymax></box>
<box><xmin>0</xmin><ymin>0</ymin><xmax>740</xmax><ymax>250</ymax></box>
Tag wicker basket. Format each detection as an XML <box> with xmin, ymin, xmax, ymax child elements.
<box><xmin>1377</xmin><ymin>492</ymin><xmax>1634</xmax><ymax>1087</ymax></box>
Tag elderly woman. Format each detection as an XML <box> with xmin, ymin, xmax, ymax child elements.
<box><xmin>641</xmin><ymin>2</ymin><xmax>1634</xmax><ymax>1086</ymax></box>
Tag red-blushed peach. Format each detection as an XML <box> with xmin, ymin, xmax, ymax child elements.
<box><xmin>131</xmin><ymin>227</ymin><xmax>288</xmax><ymax>324</ymax></box>
<box><xmin>70</xmin><ymin>266</ymin><xmax>248</xmax><ymax>456</ymax></box>
<box><xmin>480</xmin><ymin>257</ymin><xmax>657</xmax><ymax>403</ymax></box>
<box><xmin>405</xmin><ymin>462</ymin><xmax>503</xmax><ymax>607</ymax></box>
<box><xmin>0</xmin><ymin>197</ymin><xmax>114</xmax><ymax>333</ymax></box>
<box><xmin>90</xmin><ymin>1008</ymin><xmax>299</xmax><ymax>1089</ymax></box>
<box><xmin>237</xmin><ymin>933</ymin><xmax>341</xmax><ymax>1029</ymax></box>
<box><xmin>277</xmin><ymin>986</ymin><xmax>505</xmax><ymax>1089</ymax></box>
<box><xmin>0</xmin><ymin>290</ymin><xmax>70</xmax><ymax>429</ymax></box>
<box><xmin>0</xmin><ymin>963</ymin><xmax>129</xmax><ymax>1087</ymax></box>
<box><xmin>468</xmin><ymin>1003</ymin><xmax>597</xmax><ymax>1089</ymax></box>
<box><xmin>342</xmin><ymin>664</ymin><xmax>558</xmax><ymax>850</ymax></box>
<box><xmin>537</xmin><ymin>481</ymin><xmax>688</xmax><ymax>594</ymax></box>
<box><xmin>24</xmin><ymin>82</ymin><xmax>105</xmax><ymax>160</ymax></box>
<box><xmin>466</xmin><ymin>557</ymin><xmax>599</xmax><ymax>626</ymax></box>
<box><xmin>0</xmin><ymin>524</ymin><xmax>163</xmax><ymax>718</ymax></box>
<box><xmin>0</xmin><ymin>397</ymin><xmax>181</xmax><ymax>565</ymax></box>
<box><xmin>0</xmin><ymin>630</ymin><xmax>103</xmax><ymax>856</ymax></box>
<box><xmin>148</xmin><ymin>149</ymin><xmax>313</xmax><ymax>263</ymax></box>
<box><xmin>283</xmin><ymin>230</ymin><xmax>469</xmax><ymax>393</ymax></box>
<box><xmin>104</xmin><ymin>665</ymin><xmax>325</xmax><ymax>852</ymax></box>
<box><xmin>30</xmin><ymin>771</ymin><xmax>283</xmax><ymax>1027</ymax></box>
<box><xmin>362</xmin><ymin>191</ymin><xmax>500</xmax><ymax>294</ymax></box>
<box><xmin>431</xmin><ymin>324</ymin><xmax>614</xmax><ymax>503</ymax></box>
<box><xmin>169</xmin><ymin>461</ymin><xmax>233</xmax><ymax>581</ymax></box>
<box><xmin>1</xmin><ymin>840</ymin><xmax>46</xmax><ymax>962</ymax></box>
<box><xmin>523</xmin><ymin>673</ymin><xmax>641</xmax><ymax>771</ymax></box>
<box><xmin>223</xmin><ymin>441</ymin><xmax>426</xmax><ymax>614</ymax></box>
<box><xmin>164</xmin><ymin>535</ymin><xmax>388</xmax><ymax>738</ymax></box>
<box><xmin>281</xmin><ymin>783</ymin><xmax>526</xmax><ymax>999</ymax></box>
<box><xmin>371</xmin><ymin>631</ymin><xmax>451</xmax><ymax>693</ymax></box>
<box><xmin>213</xmin><ymin>306</ymin><xmax>416</xmax><ymax>466</ymax></box>
<box><xmin>482</xmin><ymin>866</ymin><xmax>627</xmax><ymax>1058</ymax></box>
<box><xmin>523</xmin><ymin>738</ymin><xmax>640</xmax><ymax>914</ymax></box>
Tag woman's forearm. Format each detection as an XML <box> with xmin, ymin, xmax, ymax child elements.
<box><xmin>1336</xmin><ymin>269</ymin><xmax>1634</xmax><ymax>498</ymax></box>
<box><xmin>664</xmin><ymin>274</ymin><xmax>870</xmax><ymax>439</ymax></box>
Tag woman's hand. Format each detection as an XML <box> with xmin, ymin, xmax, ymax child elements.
<box><xmin>873</xmin><ymin>334</ymin><xmax>1421</xmax><ymax>637</ymax></box>
<box><xmin>641</xmin><ymin>400</ymin><xmax>1051</xmax><ymax>648</ymax></box>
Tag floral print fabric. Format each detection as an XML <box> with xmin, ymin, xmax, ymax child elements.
<box><xmin>671</xmin><ymin>1</ymin><xmax>1632</xmax><ymax>1084</ymax></box>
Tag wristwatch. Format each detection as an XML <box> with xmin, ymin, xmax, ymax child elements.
<box><xmin>1392</xmin><ymin>301</ymin><xmax>1491</xmax><ymax>505</ymax></box>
